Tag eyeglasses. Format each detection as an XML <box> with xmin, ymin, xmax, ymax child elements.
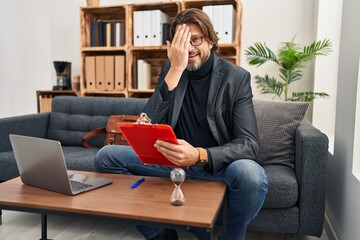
<box><xmin>190</xmin><ymin>37</ymin><xmax>204</xmax><ymax>46</ymax></box>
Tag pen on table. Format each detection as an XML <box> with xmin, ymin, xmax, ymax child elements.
<box><xmin>131</xmin><ymin>177</ymin><xmax>145</xmax><ymax>189</ymax></box>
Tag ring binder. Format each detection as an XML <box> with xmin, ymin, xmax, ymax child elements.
<box><xmin>136</xmin><ymin>113</ymin><xmax>152</xmax><ymax>124</ymax></box>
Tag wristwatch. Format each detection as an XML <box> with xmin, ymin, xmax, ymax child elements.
<box><xmin>195</xmin><ymin>147</ymin><xmax>207</xmax><ymax>169</ymax></box>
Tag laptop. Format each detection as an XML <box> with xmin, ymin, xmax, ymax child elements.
<box><xmin>9</xmin><ymin>134</ymin><xmax>112</xmax><ymax>196</ymax></box>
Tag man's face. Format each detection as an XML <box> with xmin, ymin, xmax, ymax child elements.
<box><xmin>176</xmin><ymin>24</ymin><xmax>213</xmax><ymax>71</ymax></box>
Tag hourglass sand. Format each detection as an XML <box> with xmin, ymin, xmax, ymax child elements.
<box><xmin>170</xmin><ymin>168</ymin><xmax>186</xmax><ymax>206</ymax></box>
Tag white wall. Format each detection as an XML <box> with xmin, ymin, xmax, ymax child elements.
<box><xmin>326</xmin><ymin>0</ymin><xmax>360</xmax><ymax>239</ymax></box>
<box><xmin>49</xmin><ymin>1</ymin><xmax>83</xmax><ymax>84</ymax></box>
<box><xmin>0</xmin><ymin>0</ymin><xmax>52</xmax><ymax>117</ymax></box>
<box><xmin>312</xmin><ymin>0</ymin><xmax>342</xmax><ymax>154</ymax></box>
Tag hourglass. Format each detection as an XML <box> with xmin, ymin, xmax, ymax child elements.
<box><xmin>170</xmin><ymin>168</ymin><xmax>186</xmax><ymax>206</ymax></box>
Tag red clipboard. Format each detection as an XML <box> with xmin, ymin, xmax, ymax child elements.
<box><xmin>118</xmin><ymin>123</ymin><xmax>179</xmax><ymax>166</ymax></box>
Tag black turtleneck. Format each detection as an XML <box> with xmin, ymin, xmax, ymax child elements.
<box><xmin>174</xmin><ymin>52</ymin><xmax>217</xmax><ymax>148</ymax></box>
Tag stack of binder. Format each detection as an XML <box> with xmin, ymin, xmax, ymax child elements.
<box><xmin>202</xmin><ymin>5</ymin><xmax>236</xmax><ymax>44</ymax></box>
<box><xmin>133</xmin><ymin>10</ymin><xmax>171</xmax><ymax>46</ymax></box>
<box><xmin>90</xmin><ymin>20</ymin><xmax>125</xmax><ymax>47</ymax></box>
<box><xmin>137</xmin><ymin>59</ymin><xmax>152</xmax><ymax>89</ymax></box>
<box><xmin>84</xmin><ymin>55</ymin><xmax>125</xmax><ymax>91</ymax></box>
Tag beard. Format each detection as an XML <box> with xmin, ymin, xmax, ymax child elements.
<box><xmin>186</xmin><ymin>62</ymin><xmax>201</xmax><ymax>71</ymax></box>
<box><xmin>186</xmin><ymin>50</ymin><xmax>211</xmax><ymax>71</ymax></box>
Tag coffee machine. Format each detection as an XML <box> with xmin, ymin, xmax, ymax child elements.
<box><xmin>53</xmin><ymin>61</ymin><xmax>72</xmax><ymax>90</ymax></box>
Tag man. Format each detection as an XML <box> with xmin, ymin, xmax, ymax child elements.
<box><xmin>94</xmin><ymin>8</ymin><xmax>268</xmax><ymax>240</ymax></box>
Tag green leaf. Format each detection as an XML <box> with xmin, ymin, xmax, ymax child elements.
<box><xmin>299</xmin><ymin>38</ymin><xmax>332</xmax><ymax>63</ymax></box>
<box><xmin>255</xmin><ymin>75</ymin><xmax>284</xmax><ymax>98</ymax></box>
<box><xmin>245</xmin><ymin>42</ymin><xmax>278</xmax><ymax>66</ymax></box>
<box><xmin>279</xmin><ymin>68</ymin><xmax>302</xmax><ymax>83</ymax></box>
<box><xmin>288</xmin><ymin>69</ymin><xmax>303</xmax><ymax>84</ymax></box>
<box><xmin>278</xmin><ymin>39</ymin><xmax>302</xmax><ymax>71</ymax></box>
<box><xmin>290</xmin><ymin>92</ymin><xmax>330</xmax><ymax>102</ymax></box>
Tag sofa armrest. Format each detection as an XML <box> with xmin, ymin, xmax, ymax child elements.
<box><xmin>294</xmin><ymin>120</ymin><xmax>329</xmax><ymax>236</ymax></box>
<box><xmin>0</xmin><ymin>113</ymin><xmax>50</xmax><ymax>152</ymax></box>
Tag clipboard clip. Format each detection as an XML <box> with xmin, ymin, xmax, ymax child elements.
<box><xmin>136</xmin><ymin>113</ymin><xmax>151</xmax><ymax>124</ymax></box>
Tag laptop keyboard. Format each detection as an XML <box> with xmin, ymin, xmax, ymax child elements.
<box><xmin>70</xmin><ymin>180</ymin><xmax>93</xmax><ymax>192</ymax></box>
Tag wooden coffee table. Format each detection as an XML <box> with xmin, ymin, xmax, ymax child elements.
<box><xmin>0</xmin><ymin>171</ymin><xmax>227</xmax><ymax>240</ymax></box>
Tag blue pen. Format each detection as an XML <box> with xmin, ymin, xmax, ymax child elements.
<box><xmin>131</xmin><ymin>177</ymin><xmax>145</xmax><ymax>189</ymax></box>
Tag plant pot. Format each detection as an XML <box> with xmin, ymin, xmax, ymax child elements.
<box><xmin>86</xmin><ymin>0</ymin><xmax>100</xmax><ymax>7</ymax></box>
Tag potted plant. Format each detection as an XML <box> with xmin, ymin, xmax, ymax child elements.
<box><xmin>245</xmin><ymin>36</ymin><xmax>332</xmax><ymax>102</ymax></box>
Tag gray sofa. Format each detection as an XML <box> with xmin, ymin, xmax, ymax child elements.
<box><xmin>0</xmin><ymin>96</ymin><xmax>328</xmax><ymax>239</ymax></box>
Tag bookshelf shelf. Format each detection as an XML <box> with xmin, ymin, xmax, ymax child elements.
<box><xmin>82</xmin><ymin>90</ymin><xmax>128</xmax><ymax>97</ymax></box>
<box><xmin>130</xmin><ymin>46</ymin><xmax>168</xmax><ymax>51</ymax></box>
<box><xmin>128</xmin><ymin>89</ymin><xmax>155</xmax><ymax>94</ymax></box>
<box><xmin>81</xmin><ymin>47</ymin><xmax>126</xmax><ymax>52</ymax></box>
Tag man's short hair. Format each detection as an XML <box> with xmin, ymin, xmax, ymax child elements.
<box><xmin>169</xmin><ymin>8</ymin><xmax>219</xmax><ymax>51</ymax></box>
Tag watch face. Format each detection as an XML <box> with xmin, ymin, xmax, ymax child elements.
<box><xmin>195</xmin><ymin>160</ymin><xmax>207</xmax><ymax>169</ymax></box>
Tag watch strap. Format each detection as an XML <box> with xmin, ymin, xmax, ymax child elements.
<box><xmin>197</xmin><ymin>147</ymin><xmax>207</xmax><ymax>161</ymax></box>
<box><xmin>195</xmin><ymin>148</ymin><xmax>207</xmax><ymax>169</ymax></box>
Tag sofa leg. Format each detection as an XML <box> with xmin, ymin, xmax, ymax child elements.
<box><xmin>0</xmin><ymin>209</ymin><xmax>2</xmax><ymax>225</ymax></box>
<box><xmin>284</xmin><ymin>233</ymin><xmax>295</xmax><ymax>240</ymax></box>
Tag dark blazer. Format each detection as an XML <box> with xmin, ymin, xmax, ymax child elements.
<box><xmin>143</xmin><ymin>54</ymin><xmax>259</xmax><ymax>173</ymax></box>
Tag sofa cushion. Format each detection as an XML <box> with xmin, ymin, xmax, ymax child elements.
<box><xmin>0</xmin><ymin>151</ymin><xmax>19</xmax><ymax>182</ymax></box>
<box><xmin>249</xmin><ymin>207</ymin><xmax>299</xmax><ymax>233</ymax></box>
<box><xmin>253</xmin><ymin>99</ymin><xmax>309</xmax><ymax>168</ymax></box>
<box><xmin>47</xmin><ymin>96</ymin><xmax>147</xmax><ymax>147</ymax></box>
<box><xmin>62</xmin><ymin>146</ymin><xmax>99</xmax><ymax>171</ymax></box>
<box><xmin>262</xmin><ymin>165</ymin><xmax>298</xmax><ymax>208</ymax></box>
<box><xmin>47</xmin><ymin>112</ymin><xmax>107</xmax><ymax>147</ymax></box>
